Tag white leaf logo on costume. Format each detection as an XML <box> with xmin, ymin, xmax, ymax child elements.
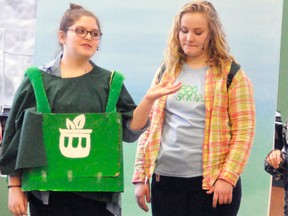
<box><xmin>59</xmin><ymin>114</ymin><xmax>92</xmax><ymax>158</ymax></box>
<box><xmin>66</xmin><ymin>119</ymin><xmax>76</xmax><ymax>129</ymax></box>
<box><xmin>73</xmin><ymin>115</ymin><xmax>86</xmax><ymax>129</ymax></box>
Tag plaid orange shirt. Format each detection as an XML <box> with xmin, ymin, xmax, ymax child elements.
<box><xmin>132</xmin><ymin>61</ymin><xmax>255</xmax><ymax>189</ymax></box>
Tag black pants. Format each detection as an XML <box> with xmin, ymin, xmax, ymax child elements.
<box><xmin>151</xmin><ymin>175</ymin><xmax>241</xmax><ymax>216</ymax></box>
<box><xmin>28</xmin><ymin>192</ymin><xmax>114</xmax><ymax>216</ymax></box>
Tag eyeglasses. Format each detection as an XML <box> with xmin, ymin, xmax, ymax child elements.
<box><xmin>68</xmin><ymin>27</ymin><xmax>103</xmax><ymax>40</ymax></box>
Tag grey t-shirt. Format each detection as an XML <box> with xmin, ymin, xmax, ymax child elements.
<box><xmin>155</xmin><ymin>64</ymin><xmax>207</xmax><ymax>178</ymax></box>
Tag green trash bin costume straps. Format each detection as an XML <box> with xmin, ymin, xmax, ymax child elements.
<box><xmin>24</xmin><ymin>67</ymin><xmax>125</xmax><ymax>114</ymax></box>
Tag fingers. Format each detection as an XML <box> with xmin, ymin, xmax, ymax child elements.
<box><xmin>212</xmin><ymin>192</ymin><xmax>218</xmax><ymax>208</ymax></box>
<box><xmin>9</xmin><ymin>205</ymin><xmax>28</xmax><ymax>216</ymax></box>
<box><xmin>212</xmin><ymin>192</ymin><xmax>233</xmax><ymax>208</ymax></box>
<box><xmin>9</xmin><ymin>206</ymin><xmax>15</xmax><ymax>215</ymax></box>
<box><xmin>158</xmin><ymin>80</ymin><xmax>182</xmax><ymax>89</ymax></box>
<box><xmin>267</xmin><ymin>150</ymin><xmax>282</xmax><ymax>168</ymax></box>
<box><xmin>135</xmin><ymin>192</ymin><xmax>150</xmax><ymax>212</ymax></box>
<box><xmin>8</xmin><ymin>187</ymin><xmax>28</xmax><ymax>216</ymax></box>
<box><xmin>209</xmin><ymin>179</ymin><xmax>233</xmax><ymax>208</ymax></box>
<box><xmin>136</xmin><ymin>195</ymin><xmax>149</xmax><ymax>212</ymax></box>
<box><xmin>213</xmin><ymin>192</ymin><xmax>233</xmax><ymax>207</ymax></box>
<box><xmin>145</xmin><ymin>81</ymin><xmax>182</xmax><ymax>102</ymax></box>
<box><xmin>20</xmin><ymin>201</ymin><xmax>28</xmax><ymax>215</ymax></box>
<box><xmin>146</xmin><ymin>188</ymin><xmax>151</xmax><ymax>203</ymax></box>
<box><xmin>206</xmin><ymin>187</ymin><xmax>214</xmax><ymax>194</ymax></box>
<box><xmin>158</xmin><ymin>80</ymin><xmax>169</xmax><ymax>86</ymax></box>
<box><xmin>134</xmin><ymin>183</ymin><xmax>150</xmax><ymax>212</ymax></box>
<box><xmin>206</xmin><ymin>187</ymin><xmax>218</xmax><ymax>207</ymax></box>
<box><xmin>170</xmin><ymin>82</ymin><xmax>182</xmax><ymax>93</ymax></box>
<box><xmin>161</xmin><ymin>81</ymin><xmax>182</xmax><ymax>95</ymax></box>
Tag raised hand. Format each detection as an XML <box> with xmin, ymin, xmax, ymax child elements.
<box><xmin>129</xmin><ymin>81</ymin><xmax>182</xmax><ymax>130</ymax></box>
<box><xmin>144</xmin><ymin>81</ymin><xmax>182</xmax><ymax>103</ymax></box>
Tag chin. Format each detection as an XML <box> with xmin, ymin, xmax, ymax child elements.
<box><xmin>185</xmin><ymin>50</ymin><xmax>204</xmax><ymax>57</ymax></box>
<box><xmin>80</xmin><ymin>51</ymin><xmax>96</xmax><ymax>59</ymax></box>
<box><xmin>185</xmin><ymin>53</ymin><xmax>199</xmax><ymax>58</ymax></box>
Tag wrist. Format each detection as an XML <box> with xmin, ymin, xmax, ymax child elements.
<box><xmin>217</xmin><ymin>178</ymin><xmax>233</xmax><ymax>185</ymax></box>
<box><xmin>143</xmin><ymin>94</ymin><xmax>156</xmax><ymax>105</ymax></box>
<box><xmin>7</xmin><ymin>184</ymin><xmax>22</xmax><ymax>189</ymax></box>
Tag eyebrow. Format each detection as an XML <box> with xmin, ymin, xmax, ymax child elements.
<box><xmin>75</xmin><ymin>26</ymin><xmax>100</xmax><ymax>31</ymax></box>
<box><xmin>181</xmin><ymin>25</ymin><xmax>203</xmax><ymax>29</ymax></box>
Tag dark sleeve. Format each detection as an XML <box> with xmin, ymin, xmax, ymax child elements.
<box><xmin>274</xmin><ymin>123</ymin><xmax>283</xmax><ymax>150</ymax></box>
<box><xmin>116</xmin><ymin>84</ymin><xmax>148</xmax><ymax>143</ymax></box>
<box><xmin>0</xmin><ymin>76</ymin><xmax>36</xmax><ymax>175</ymax></box>
<box><xmin>274</xmin><ymin>113</ymin><xmax>284</xmax><ymax>150</ymax></box>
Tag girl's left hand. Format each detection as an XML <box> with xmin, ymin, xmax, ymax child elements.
<box><xmin>144</xmin><ymin>81</ymin><xmax>182</xmax><ymax>103</ymax></box>
<box><xmin>206</xmin><ymin>179</ymin><xmax>233</xmax><ymax>208</ymax></box>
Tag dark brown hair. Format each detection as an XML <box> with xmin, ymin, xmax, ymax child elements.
<box><xmin>59</xmin><ymin>3</ymin><xmax>101</xmax><ymax>33</ymax></box>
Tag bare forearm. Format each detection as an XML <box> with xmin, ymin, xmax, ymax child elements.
<box><xmin>129</xmin><ymin>97</ymin><xmax>153</xmax><ymax>130</ymax></box>
<box><xmin>129</xmin><ymin>80</ymin><xmax>182</xmax><ymax>130</ymax></box>
<box><xmin>8</xmin><ymin>174</ymin><xmax>22</xmax><ymax>186</ymax></box>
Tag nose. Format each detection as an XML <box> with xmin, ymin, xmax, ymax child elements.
<box><xmin>85</xmin><ymin>32</ymin><xmax>93</xmax><ymax>40</ymax></box>
<box><xmin>187</xmin><ymin>32</ymin><xmax>195</xmax><ymax>41</ymax></box>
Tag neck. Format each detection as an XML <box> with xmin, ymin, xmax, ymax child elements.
<box><xmin>186</xmin><ymin>54</ymin><xmax>209</xmax><ymax>69</ymax></box>
<box><xmin>60</xmin><ymin>55</ymin><xmax>92</xmax><ymax>78</ymax></box>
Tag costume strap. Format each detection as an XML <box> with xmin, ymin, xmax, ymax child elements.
<box><xmin>25</xmin><ymin>67</ymin><xmax>51</xmax><ymax>113</ymax></box>
<box><xmin>106</xmin><ymin>71</ymin><xmax>125</xmax><ymax>113</ymax></box>
<box><xmin>25</xmin><ymin>68</ymin><xmax>123</xmax><ymax>113</ymax></box>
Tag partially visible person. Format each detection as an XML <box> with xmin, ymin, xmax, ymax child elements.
<box><xmin>265</xmin><ymin>111</ymin><xmax>288</xmax><ymax>215</ymax></box>
<box><xmin>0</xmin><ymin>118</ymin><xmax>2</xmax><ymax>145</ymax></box>
<box><xmin>0</xmin><ymin>3</ymin><xmax>181</xmax><ymax>216</ymax></box>
<box><xmin>133</xmin><ymin>1</ymin><xmax>255</xmax><ymax>216</ymax></box>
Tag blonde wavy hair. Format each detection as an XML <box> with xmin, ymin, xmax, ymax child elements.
<box><xmin>164</xmin><ymin>0</ymin><xmax>234</xmax><ymax>76</ymax></box>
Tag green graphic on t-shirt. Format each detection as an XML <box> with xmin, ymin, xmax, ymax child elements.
<box><xmin>176</xmin><ymin>84</ymin><xmax>204</xmax><ymax>102</ymax></box>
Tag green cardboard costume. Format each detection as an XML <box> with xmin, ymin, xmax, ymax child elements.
<box><xmin>0</xmin><ymin>60</ymin><xmax>146</xmax><ymax>215</ymax></box>
<box><xmin>20</xmin><ymin>67</ymin><xmax>124</xmax><ymax>192</ymax></box>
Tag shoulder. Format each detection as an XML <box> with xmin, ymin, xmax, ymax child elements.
<box><xmin>90</xmin><ymin>62</ymin><xmax>123</xmax><ymax>83</ymax></box>
<box><xmin>35</xmin><ymin>54</ymin><xmax>62</xmax><ymax>77</ymax></box>
<box><xmin>91</xmin><ymin>62</ymin><xmax>112</xmax><ymax>75</ymax></box>
<box><xmin>220</xmin><ymin>60</ymin><xmax>240</xmax><ymax>76</ymax></box>
<box><xmin>227</xmin><ymin>63</ymin><xmax>253</xmax><ymax>90</ymax></box>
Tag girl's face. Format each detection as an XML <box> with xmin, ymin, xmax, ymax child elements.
<box><xmin>59</xmin><ymin>16</ymin><xmax>100</xmax><ymax>60</ymax></box>
<box><xmin>179</xmin><ymin>12</ymin><xmax>210</xmax><ymax>61</ymax></box>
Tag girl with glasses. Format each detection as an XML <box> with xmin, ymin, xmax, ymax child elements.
<box><xmin>0</xmin><ymin>3</ymin><xmax>181</xmax><ymax>216</ymax></box>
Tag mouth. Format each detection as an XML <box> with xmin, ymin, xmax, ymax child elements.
<box><xmin>184</xmin><ymin>43</ymin><xmax>198</xmax><ymax>47</ymax></box>
<box><xmin>81</xmin><ymin>43</ymin><xmax>93</xmax><ymax>48</ymax></box>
